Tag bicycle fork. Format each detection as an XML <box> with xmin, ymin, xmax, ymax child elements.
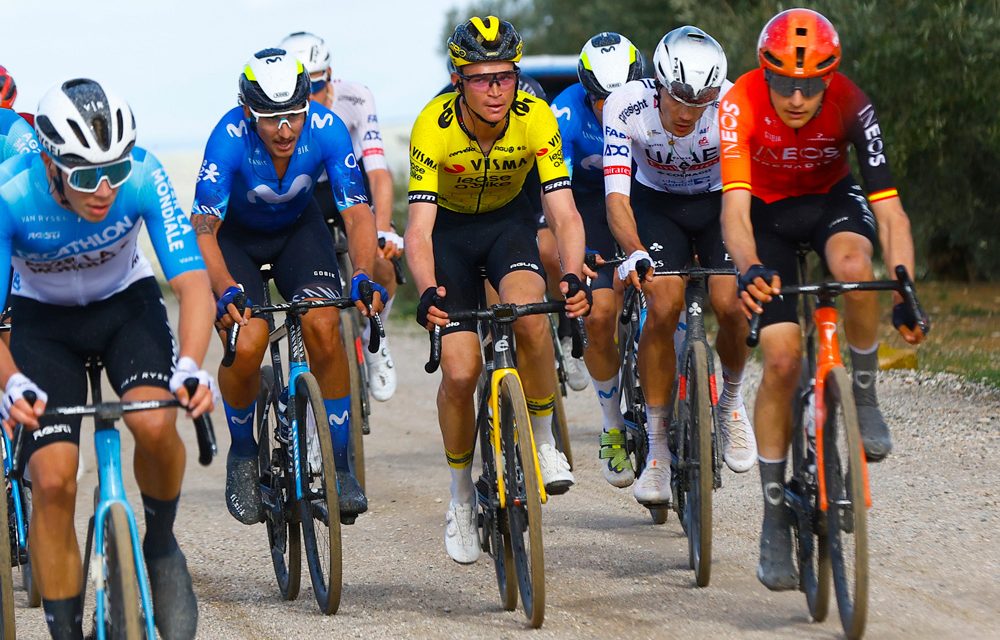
<box><xmin>489</xmin><ymin>369</ymin><xmax>548</xmax><ymax>508</ymax></box>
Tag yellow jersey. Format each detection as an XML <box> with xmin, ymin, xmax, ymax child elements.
<box><xmin>407</xmin><ymin>91</ymin><xmax>571</xmax><ymax>214</ymax></box>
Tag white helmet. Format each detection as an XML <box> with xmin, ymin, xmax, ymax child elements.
<box><xmin>577</xmin><ymin>32</ymin><xmax>645</xmax><ymax>99</ymax></box>
<box><xmin>239</xmin><ymin>48</ymin><xmax>311</xmax><ymax>113</ymax></box>
<box><xmin>279</xmin><ymin>31</ymin><xmax>331</xmax><ymax>75</ymax></box>
<box><xmin>653</xmin><ymin>26</ymin><xmax>727</xmax><ymax>107</ymax></box>
<box><xmin>35</xmin><ymin>79</ymin><xmax>136</xmax><ymax>166</ymax></box>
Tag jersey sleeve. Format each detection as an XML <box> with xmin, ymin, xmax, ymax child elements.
<box><xmin>550</xmin><ymin>90</ymin><xmax>576</xmax><ymax>179</ymax></box>
<box><xmin>135</xmin><ymin>149</ymin><xmax>205</xmax><ymax>279</ymax></box>
<box><xmin>841</xmin><ymin>79</ymin><xmax>898</xmax><ymax>202</ymax></box>
<box><xmin>526</xmin><ymin>98</ymin><xmax>570</xmax><ymax>194</ymax></box>
<box><xmin>190</xmin><ymin>111</ymin><xmax>243</xmax><ymax>220</ymax></box>
<box><xmin>601</xmin><ymin>90</ymin><xmax>636</xmax><ymax>197</ymax></box>
<box><xmin>2</xmin><ymin>115</ymin><xmax>40</xmax><ymax>159</ymax></box>
<box><xmin>0</xmin><ymin>201</ymin><xmax>14</xmax><ymax>311</ymax></box>
<box><xmin>718</xmin><ymin>76</ymin><xmax>754</xmax><ymax>195</ymax></box>
<box><xmin>353</xmin><ymin>85</ymin><xmax>389</xmax><ymax>173</ymax></box>
<box><xmin>407</xmin><ymin>102</ymin><xmax>445</xmax><ymax>205</ymax></box>
<box><xmin>318</xmin><ymin>112</ymin><xmax>370</xmax><ymax>211</ymax></box>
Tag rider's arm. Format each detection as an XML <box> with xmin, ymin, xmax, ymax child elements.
<box><xmin>404</xmin><ymin>202</ymin><xmax>438</xmax><ymax>292</ymax></box>
<box><xmin>368</xmin><ymin>168</ymin><xmax>395</xmax><ymax>233</ymax></box>
<box><xmin>541</xmin><ymin>188</ymin><xmax>585</xmax><ymax>279</ymax></box>
<box><xmin>353</xmin><ymin>85</ymin><xmax>396</xmax><ymax>233</ymax></box>
<box><xmin>605</xmin><ymin>193</ymin><xmax>643</xmax><ymax>255</ymax></box>
<box><xmin>602</xmin><ymin>87</ymin><xmax>646</xmax><ymax>259</ymax></box>
<box><xmin>719</xmin><ymin>189</ymin><xmax>759</xmax><ymax>273</ymax></box>
<box><xmin>871</xmin><ymin>196</ymin><xmax>916</xmax><ymax>295</ymax></box>
<box><xmin>341</xmin><ymin>202</ymin><xmax>377</xmax><ymax>276</ymax></box>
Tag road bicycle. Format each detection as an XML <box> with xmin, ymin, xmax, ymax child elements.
<box><xmin>746</xmin><ymin>259</ymin><xmax>929</xmax><ymax>639</ymax></box>
<box><xmin>226</xmin><ymin>267</ymin><xmax>383</xmax><ymax>615</ymax></box>
<box><xmin>9</xmin><ymin>359</ymin><xmax>215</xmax><ymax>639</ymax></box>
<box><xmin>425</xmin><ymin>297</ymin><xmax>586</xmax><ymax>628</ymax></box>
<box><xmin>547</xmin><ymin>313</ymin><xmax>580</xmax><ymax>468</ymax></box>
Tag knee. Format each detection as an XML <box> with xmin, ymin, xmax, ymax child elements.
<box><xmin>302</xmin><ymin>311</ymin><xmax>341</xmax><ymax>356</ymax></box>
<box><xmin>584</xmin><ymin>300</ymin><xmax>615</xmax><ymax>341</ymax></box>
<box><xmin>764</xmin><ymin>350</ymin><xmax>802</xmax><ymax>388</ymax></box>
<box><xmin>513</xmin><ymin>314</ymin><xmax>548</xmax><ymax>349</ymax></box>
<box><xmin>130</xmin><ymin>413</ymin><xmax>181</xmax><ymax>454</ymax></box>
<box><xmin>710</xmin><ymin>287</ymin><xmax>745</xmax><ymax>328</ymax></box>
<box><xmin>829</xmin><ymin>250</ymin><xmax>873</xmax><ymax>283</ymax></box>
<box><xmin>644</xmin><ymin>291</ymin><xmax>683</xmax><ymax>330</ymax></box>
<box><xmin>440</xmin><ymin>360</ymin><xmax>481</xmax><ymax>400</ymax></box>
<box><xmin>30</xmin><ymin>461</ymin><xmax>77</xmax><ymax>508</ymax></box>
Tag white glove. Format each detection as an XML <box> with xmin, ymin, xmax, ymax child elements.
<box><xmin>616</xmin><ymin>249</ymin><xmax>653</xmax><ymax>283</ymax></box>
<box><xmin>377</xmin><ymin>229</ymin><xmax>405</xmax><ymax>251</ymax></box>
<box><xmin>2</xmin><ymin>373</ymin><xmax>47</xmax><ymax>421</ymax></box>
<box><xmin>169</xmin><ymin>357</ymin><xmax>218</xmax><ymax>401</ymax></box>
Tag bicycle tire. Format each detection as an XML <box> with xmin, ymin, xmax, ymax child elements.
<box><xmin>822</xmin><ymin>367</ymin><xmax>869</xmax><ymax>639</ymax></box>
<box><xmin>296</xmin><ymin>372</ymin><xmax>343</xmax><ymax>615</ymax></box>
<box><xmin>499</xmin><ymin>374</ymin><xmax>545</xmax><ymax>628</ymax></box>
<box><xmin>17</xmin><ymin>484</ymin><xmax>39</xmax><ymax>608</ymax></box>
<box><xmin>684</xmin><ymin>342</ymin><xmax>714</xmax><ymax>587</ymax></box>
<box><xmin>477</xmin><ymin>390</ymin><xmax>517</xmax><ymax>611</ymax></box>
<box><xmin>258</xmin><ymin>366</ymin><xmax>301</xmax><ymax>601</ymax></box>
<box><xmin>340</xmin><ymin>311</ymin><xmax>366</xmax><ymax>490</ymax></box>
<box><xmin>550</xmin><ymin>369</ymin><xmax>573</xmax><ymax>469</ymax></box>
<box><xmin>101</xmin><ymin>503</ymin><xmax>144</xmax><ymax>640</ymax></box>
<box><xmin>0</xmin><ymin>476</ymin><xmax>14</xmax><ymax>639</ymax></box>
<box><xmin>790</xmin><ymin>376</ymin><xmax>830</xmax><ymax>623</ymax></box>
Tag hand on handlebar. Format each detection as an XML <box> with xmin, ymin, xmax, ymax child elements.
<box><xmin>416</xmin><ymin>286</ymin><xmax>449</xmax><ymax>330</ymax></box>
<box><xmin>169</xmin><ymin>357</ymin><xmax>217</xmax><ymax>418</ymax></box>
<box><xmin>617</xmin><ymin>250</ymin><xmax>653</xmax><ymax>290</ymax></box>
<box><xmin>560</xmin><ymin>273</ymin><xmax>591</xmax><ymax>318</ymax></box>
<box><xmin>350</xmin><ymin>273</ymin><xmax>387</xmax><ymax>316</ymax></box>
<box><xmin>738</xmin><ymin>264</ymin><xmax>781</xmax><ymax>319</ymax></box>
<box><xmin>377</xmin><ymin>230</ymin><xmax>405</xmax><ymax>259</ymax></box>
<box><xmin>215</xmin><ymin>285</ymin><xmax>251</xmax><ymax>330</ymax></box>
<box><xmin>1</xmin><ymin>373</ymin><xmax>46</xmax><ymax>431</ymax></box>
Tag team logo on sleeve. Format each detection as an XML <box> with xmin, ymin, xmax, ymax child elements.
<box><xmin>198</xmin><ymin>161</ymin><xmax>220</xmax><ymax>183</ymax></box>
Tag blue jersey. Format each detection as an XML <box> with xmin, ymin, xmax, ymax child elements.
<box><xmin>0</xmin><ymin>109</ymin><xmax>40</xmax><ymax>162</ymax></box>
<box><xmin>191</xmin><ymin>104</ymin><xmax>368</xmax><ymax>232</ymax></box>
<box><xmin>0</xmin><ymin>148</ymin><xmax>204</xmax><ymax>308</ymax></box>
<box><xmin>550</xmin><ymin>83</ymin><xmax>604</xmax><ymax>192</ymax></box>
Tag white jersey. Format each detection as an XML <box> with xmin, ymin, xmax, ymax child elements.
<box><xmin>327</xmin><ymin>79</ymin><xmax>388</xmax><ymax>173</ymax></box>
<box><xmin>602</xmin><ymin>78</ymin><xmax>732</xmax><ymax>196</ymax></box>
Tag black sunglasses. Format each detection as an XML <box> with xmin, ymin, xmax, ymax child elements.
<box><xmin>764</xmin><ymin>69</ymin><xmax>828</xmax><ymax>98</ymax></box>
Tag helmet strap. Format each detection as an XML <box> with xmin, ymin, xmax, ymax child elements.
<box><xmin>48</xmin><ymin>165</ymin><xmax>71</xmax><ymax>207</ymax></box>
<box><xmin>457</xmin><ymin>91</ymin><xmax>508</xmax><ymax>130</ymax></box>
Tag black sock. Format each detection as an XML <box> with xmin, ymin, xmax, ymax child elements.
<box><xmin>42</xmin><ymin>595</ymin><xmax>84</xmax><ymax>640</ymax></box>
<box><xmin>849</xmin><ymin>345</ymin><xmax>879</xmax><ymax>407</ymax></box>
<box><xmin>759</xmin><ymin>459</ymin><xmax>787</xmax><ymax>523</ymax></box>
<box><xmin>142</xmin><ymin>493</ymin><xmax>180</xmax><ymax>559</ymax></box>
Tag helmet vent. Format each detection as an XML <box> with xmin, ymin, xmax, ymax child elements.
<box><xmin>591</xmin><ymin>32</ymin><xmax>621</xmax><ymax>48</ymax></box>
<box><xmin>763</xmin><ymin>51</ymin><xmax>783</xmax><ymax>68</ymax></box>
<box><xmin>816</xmin><ymin>55</ymin><xmax>838</xmax><ymax>71</ymax></box>
<box><xmin>92</xmin><ymin>116</ymin><xmax>111</xmax><ymax>150</ymax></box>
<box><xmin>34</xmin><ymin>116</ymin><xmax>64</xmax><ymax>146</ymax></box>
<box><xmin>67</xmin><ymin>119</ymin><xmax>91</xmax><ymax>149</ymax></box>
<box><xmin>676</xmin><ymin>60</ymin><xmax>686</xmax><ymax>83</ymax></box>
<box><xmin>796</xmin><ymin>47</ymin><xmax>805</xmax><ymax>68</ymax></box>
<box><xmin>796</xmin><ymin>27</ymin><xmax>808</xmax><ymax>36</ymax></box>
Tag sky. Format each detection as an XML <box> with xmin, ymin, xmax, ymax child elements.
<box><xmin>3</xmin><ymin>0</ymin><xmax>471</xmax><ymax>153</ymax></box>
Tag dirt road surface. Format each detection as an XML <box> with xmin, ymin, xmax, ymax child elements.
<box><xmin>11</xmin><ymin>316</ymin><xmax>999</xmax><ymax>639</ymax></box>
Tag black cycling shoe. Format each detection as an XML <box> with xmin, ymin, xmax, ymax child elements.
<box><xmin>146</xmin><ymin>547</ymin><xmax>198</xmax><ymax>640</ymax></box>
<box><xmin>757</xmin><ymin>505</ymin><xmax>799</xmax><ymax>591</ymax></box>
<box><xmin>336</xmin><ymin>469</ymin><xmax>368</xmax><ymax>525</ymax></box>
<box><xmin>225</xmin><ymin>450</ymin><xmax>263</xmax><ymax>525</ymax></box>
<box><xmin>856</xmin><ymin>404</ymin><xmax>893</xmax><ymax>462</ymax></box>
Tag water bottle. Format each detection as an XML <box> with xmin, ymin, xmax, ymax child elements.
<box><xmin>674</xmin><ymin>309</ymin><xmax>687</xmax><ymax>368</ymax></box>
<box><xmin>804</xmin><ymin>390</ymin><xmax>817</xmax><ymax>474</ymax></box>
<box><xmin>276</xmin><ymin>386</ymin><xmax>292</xmax><ymax>444</ymax></box>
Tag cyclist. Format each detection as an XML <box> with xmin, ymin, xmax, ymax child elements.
<box><xmin>1</xmin><ymin>107</ymin><xmax>39</xmax><ymax>161</ymax></box>
<box><xmin>0</xmin><ymin>79</ymin><xmax>215</xmax><ymax>640</ymax></box>
<box><xmin>719</xmin><ymin>8</ymin><xmax>926</xmax><ymax>590</ymax></box>
<box><xmin>190</xmin><ymin>49</ymin><xmax>384</xmax><ymax>526</ymax></box>
<box><xmin>279</xmin><ymin>31</ymin><xmax>402</xmax><ymax>402</ymax></box>
<box><xmin>0</xmin><ymin>65</ymin><xmax>35</xmax><ymax>127</ymax></box>
<box><xmin>549</xmin><ymin>32</ymin><xmax>646</xmax><ymax>486</ymax></box>
<box><xmin>604</xmin><ymin>26</ymin><xmax>756</xmax><ymax>506</ymax></box>
<box><xmin>406</xmin><ymin>16</ymin><xmax>590</xmax><ymax>564</ymax></box>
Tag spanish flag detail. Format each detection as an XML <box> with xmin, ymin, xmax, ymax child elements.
<box><xmin>868</xmin><ymin>188</ymin><xmax>898</xmax><ymax>203</ymax></box>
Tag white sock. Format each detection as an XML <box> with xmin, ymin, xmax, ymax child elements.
<box><xmin>645</xmin><ymin>404</ymin><xmax>671</xmax><ymax>462</ymax></box>
<box><xmin>592</xmin><ymin>375</ymin><xmax>625</xmax><ymax>431</ymax></box>
<box><xmin>718</xmin><ymin>365</ymin><xmax>744</xmax><ymax>412</ymax></box>
<box><xmin>527</xmin><ymin>394</ymin><xmax>556</xmax><ymax>449</ymax></box>
<box><xmin>450</xmin><ymin>465</ymin><xmax>475</xmax><ymax>505</ymax></box>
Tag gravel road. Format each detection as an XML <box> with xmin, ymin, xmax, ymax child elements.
<box><xmin>11</xmin><ymin>318</ymin><xmax>1000</xmax><ymax>639</ymax></box>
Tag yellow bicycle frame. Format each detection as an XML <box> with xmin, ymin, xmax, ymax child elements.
<box><xmin>489</xmin><ymin>368</ymin><xmax>548</xmax><ymax>508</ymax></box>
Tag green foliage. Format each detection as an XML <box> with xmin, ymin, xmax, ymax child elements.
<box><xmin>445</xmin><ymin>0</ymin><xmax>1000</xmax><ymax>279</ymax></box>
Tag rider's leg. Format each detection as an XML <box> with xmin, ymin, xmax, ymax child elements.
<box><xmin>540</xmin><ymin>224</ymin><xmax>588</xmax><ymax>389</ymax></box>
<box><xmin>366</xmin><ymin>254</ymin><xmax>399</xmax><ymax>401</ymax></box>
<box><xmin>218</xmin><ymin>318</ymin><xmax>269</xmax><ymax>456</ymax></box>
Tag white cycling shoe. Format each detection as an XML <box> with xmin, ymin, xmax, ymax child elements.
<box><xmin>720</xmin><ymin>400</ymin><xmax>757</xmax><ymax>473</ymax></box>
<box><xmin>444</xmin><ymin>501</ymin><xmax>481</xmax><ymax>564</ymax></box>
<box><xmin>633</xmin><ymin>459</ymin><xmax>671</xmax><ymax>505</ymax></box>
<box><xmin>560</xmin><ymin>336</ymin><xmax>590</xmax><ymax>392</ymax></box>
<box><xmin>366</xmin><ymin>339</ymin><xmax>397</xmax><ymax>402</ymax></box>
<box><xmin>537</xmin><ymin>443</ymin><xmax>574</xmax><ymax>495</ymax></box>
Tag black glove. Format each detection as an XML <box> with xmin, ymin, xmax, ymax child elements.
<box><xmin>892</xmin><ymin>302</ymin><xmax>918</xmax><ymax>331</ymax></box>
<box><xmin>416</xmin><ymin>287</ymin><xmax>441</xmax><ymax>328</ymax></box>
<box><xmin>561</xmin><ymin>273</ymin><xmax>593</xmax><ymax>307</ymax></box>
<box><xmin>738</xmin><ymin>264</ymin><xmax>779</xmax><ymax>293</ymax></box>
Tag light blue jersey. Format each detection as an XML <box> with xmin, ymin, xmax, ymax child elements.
<box><xmin>0</xmin><ymin>109</ymin><xmax>40</xmax><ymax>162</ymax></box>
<box><xmin>0</xmin><ymin>148</ymin><xmax>204</xmax><ymax>308</ymax></box>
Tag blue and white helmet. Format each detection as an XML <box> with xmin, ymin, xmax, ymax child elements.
<box><xmin>238</xmin><ymin>48</ymin><xmax>310</xmax><ymax>113</ymax></box>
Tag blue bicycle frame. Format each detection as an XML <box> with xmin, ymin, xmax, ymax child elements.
<box><xmin>1</xmin><ymin>429</ymin><xmax>28</xmax><ymax>567</ymax></box>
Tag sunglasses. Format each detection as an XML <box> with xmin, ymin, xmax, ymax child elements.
<box><xmin>457</xmin><ymin>69</ymin><xmax>520</xmax><ymax>92</ymax></box>
<box><xmin>52</xmin><ymin>157</ymin><xmax>133</xmax><ymax>193</ymax></box>
<box><xmin>665</xmin><ymin>81</ymin><xmax>720</xmax><ymax>108</ymax></box>
<box><xmin>764</xmin><ymin>69</ymin><xmax>829</xmax><ymax>98</ymax></box>
<box><xmin>247</xmin><ymin>104</ymin><xmax>309</xmax><ymax>130</ymax></box>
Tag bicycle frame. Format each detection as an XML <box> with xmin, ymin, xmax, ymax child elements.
<box><xmin>1</xmin><ymin>430</ymin><xmax>28</xmax><ymax>565</ymax></box>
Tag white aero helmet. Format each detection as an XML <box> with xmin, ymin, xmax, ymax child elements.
<box><xmin>653</xmin><ymin>26</ymin><xmax>727</xmax><ymax>107</ymax></box>
<box><xmin>577</xmin><ymin>32</ymin><xmax>645</xmax><ymax>100</ymax></box>
<box><xmin>239</xmin><ymin>48</ymin><xmax>311</xmax><ymax>113</ymax></box>
<box><xmin>279</xmin><ymin>31</ymin><xmax>331</xmax><ymax>75</ymax></box>
<box><xmin>35</xmin><ymin>79</ymin><xmax>136</xmax><ymax>167</ymax></box>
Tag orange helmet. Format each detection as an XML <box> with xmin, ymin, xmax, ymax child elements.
<box><xmin>758</xmin><ymin>8</ymin><xmax>841</xmax><ymax>78</ymax></box>
<box><xmin>0</xmin><ymin>66</ymin><xmax>16</xmax><ymax>109</ymax></box>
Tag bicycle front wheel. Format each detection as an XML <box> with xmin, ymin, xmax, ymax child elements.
<box><xmin>100</xmin><ymin>503</ymin><xmax>144</xmax><ymax>639</ymax></box>
<box><xmin>822</xmin><ymin>367</ymin><xmax>869</xmax><ymax>639</ymax></box>
<box><xmin>258</xmin><ymin>366</ymin><xmax>301</xmax><ymax>601</ymax></box>
<box><xmin>0</xmin><ymin>477</ymin><xmax>15</xmax><ymax>639</ymax></box>
<box><xmin>499</xmin><ymin>374</ymin><xmax>545</xmax><ymax>628</ymax></box>
<box><xmin>296</xmin><ymin>372</ymin><xmax>343</xmax><ymax>615</ymax></box>
<box><xmin>340</xmin><ymin>311</ymin><xmax>366</xmax><ymax>490</ymax></box>
<box><xmin>477</xmin><ymin>388</ymin><xmax>517</xmax><ymax>611</ymax></box>
<box><xmin>683</xmin><ymin>341</ymin><xmax>714</xmax><ymax>587</ymax></box>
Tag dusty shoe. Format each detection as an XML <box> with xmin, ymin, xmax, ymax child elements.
<box><xmin>225</xmin><ymin>450</ymin><xmax>262</xmax><ymax>525</ymax></box>
<box><xmin>757</xmin><ymin>494</ymin><xmax>798</xmax><ymax>591</ymax></box>
<box><xmin>536</xmin><ymin>443</ymin><xmax>574</xmax><ymax>495</ymax></box>
<box><xmin>366</xmin><ymin>340</ymin><xmax>397</xmax><ymax>402</ymax></box>
<box><xmin>336</xmin><ymin>469</ymin><xmax>368</xmax><ymax>523</ymax></box>
<box><xmin>856</xmin><ymin>404</ymin><xmax>892</xmax><ymax>461</ymax></box>
<box><xmin>633</xmin><ymin>459</ymin><xmax>670</xmax><ymax>505</ymax></box>
<box><xmin>719</xmin><ymin>400</ymin><xmax>757</xmax><ymax>473</ymax></box>
<box><xmin>146</xmin><ymin>547</ymin><xmax>198</xmax><ymax>640</ymax></box>
<box><xmin>444</xmin><ymin>501</ymin><xmax>480</xmax><ymax>564</ymax></box>
<box><xmin>599</xmin><ymin>428</ymin><xmax>635</xmax><ymax>488</ymax></box>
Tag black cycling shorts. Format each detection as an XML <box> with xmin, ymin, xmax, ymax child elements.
<box><xmin>9</xmin><ymin>278</ymin><xmax>175</xmax><ymax>460</ymax></box>
<box><xmin>218</xmin><ymin>200</ymin><xmax>342</xmax><ymax>304</ymax></box>
<box><xmin>573</xmin><ymin>186</ymin><xmax>617</xmax><ymax>290</ymax></box>
<box><xmin>752</xmin><ymin>175</ymin><xmax>879</xmax><ymax>328</ymax></box>
<box><xmin>433</xmin><ymin>192</ymin><xmax>545</xmax><ymax>335</ymax></box>
<box><xmin>631</xmin><ymin>182</ymin><xmax>732</xmax><ymax>272</ymax></box>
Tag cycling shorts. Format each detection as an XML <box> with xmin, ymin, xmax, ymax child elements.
<box><xmin>751</xmin><ymin>175</ymin><xmax>879</xmax><ymax>328</ymax></box>
<box><xmin>433</xmin><ymin>192</ymin><xmax>545</xmax><ymax>335</ymax></box>
<box><xmin>9</xmin><ymin>277</ymin><xmax>175</xmax><ymax>459</ymax></box>
<box><xmin>218</xmin><ymin>200</ymin><xmax>342</xmax><ymax>304</ymax></box>
<box><xmin>631</xmin><ymin>183</ymin><xmax>731</xmax><ymax>272</ymax></box>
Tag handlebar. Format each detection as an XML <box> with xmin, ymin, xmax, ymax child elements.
<box><xmin>11</xmin><ymin>377</ymin><xmax>217</xmax><ymax>479</ymax></box>
<box><xmin>424</xmin><ymin>300</ymin><xmax>588</xmax><ymax>374</ymax></box>
<box><xmin>744</xmin><ymin>266</ymin><xmax>931</xmax><ymax>347</ymax></box>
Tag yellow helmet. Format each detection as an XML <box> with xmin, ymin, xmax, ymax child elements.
<box><xmin>448</xmin><ymin>16</ymin><xmax>523</xmax><ymax>68</ymax></box>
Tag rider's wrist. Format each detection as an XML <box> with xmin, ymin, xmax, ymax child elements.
<box><xmin>175</xmin><ymin>356</ymin><xmax>199</xmax><ymax>374</ymax></box>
